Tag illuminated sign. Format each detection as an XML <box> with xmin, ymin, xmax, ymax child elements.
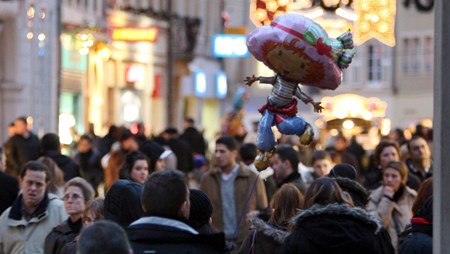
<box><xmin>212</xmin><ymin>34</ymin><xmax>249</xmax><ymax>58</ymax></box>
<box><xmin>109</xmin><ymin>27</ymin><xmax>158</xmax><ymax>42</ymax></box>
<box><xmin>216</xmin><ymin>72</ymin><xmax>227</xmax><ymax>99</ymax></box>
<box><xmin>194</xmin><ymin>71</ymin><xmax>207</xmax><ymax>97</ymax></box>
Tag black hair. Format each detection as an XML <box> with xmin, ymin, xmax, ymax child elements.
<box><xmin>20</xmin><ymin>161</ymin><xmax>51</xmax><ymax>182</ymax></box>
<box><xmin>40</xmin><ymin>133</ymin><xmax>61</xmax><ymax>152</ymax></box>
<box><xmin>275</xmin><ymin>146</ymin><xmax>299</xmax><ymax>169</ymax></box>
<box><xmin>216</xmin><ymin>136</ymin><xmax>238</xmax><ymax>151</ymax></box>
<box><xmin>77</xmin><ymin>220</ymin><xmax>131</xmax><ymax>254</ymax></box>
<box><xmin>141</xmin><ymin>170</ymin><xmax>187</xmax><ymax>218</ymax></box>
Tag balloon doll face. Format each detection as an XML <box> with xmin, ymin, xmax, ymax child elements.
<box><xmin>266</xmin><ymin>45</ymin><xmax>311</xmax><ymax>81</ymax></box>
<box><xmin>262</xmin><ymin>40</ymin><xmax>324</xmax><ymax>83</ymax></box>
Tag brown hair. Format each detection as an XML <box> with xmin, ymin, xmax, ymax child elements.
<box><xmin>65</xmin><ymin>177</ymin><xmax>95</xmax><ymax>202</ymax></box>
<box><xmin>383</xmin><ymin>161</ymin><xmax>408</xmax><ymax>185</ymax></box>
<box><xmin>374</xmin><ymin>141</ymin><xmax>400</xmax><ymax>165</ymax></box>
<box><xmin>412</xmin><ymin>178</ymin><xmax>432</xmax><ymax>215</ymax></box>
<box><xmin>268</xmin><ymin>184</ymin><xmax>304</xmax><ymax>227</ymax></box>
<box><xmin>37</xmin><ymin>156</ymin><xmax>65</xmax><ymax>194</ymax></box>
<box><xmin>303</xmin><ymin>178</ymin><xmax>352</xmax><ymax>209</ymax></box>
<box><xmin>84</xmin><ymin>197</ymin><xmax>105</xmax><ymax>222</ymax></box>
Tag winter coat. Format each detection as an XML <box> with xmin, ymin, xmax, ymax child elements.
<box><xmin>44</xmin><ymin>151</ymin><xmax>81</xmax><ymax>182</ymax></box>
<box><xmin>73</xmin><ymin>149</ymin><xmax>103</xmax><ymax>190</ymax></box>
<box><xmin>180</xmin><ymin>127</ymin><xmax>207</xmax><ymax>156</ymax></box>
<box><xmin>44</xmin><ymin>218</ymin><xmax>82</xmax><ymax>254</ymax></box>
<box><xmin>127</xmin><ymin>216</ymin><xmax>226</xmax><ymax>254</ymax></box>
<box><xmin>0</xmin><ymin>193</ymin><xmax>67</xmax><ymax>254</ymax></box>
<box><xmin>0</xmin><ymin>171</ymin><xmax>19</xmax><ymax>215</ymax></box>
<box><xmin>282</xmin><ymin>203</ymin><xmax>395</xmax><ymax>254</ymax></box>
<box><xmin>367</xmin><ymin>185</ymin><xmax>417</xmax><ymax>251</ymax></box>
<box><xmin>104</xmin><ymin>179</ymin><xmax>143</xmax><ymax>228</ymax></box>
<box><xmin>4</xmin><ymin>133</ymin><xmax>40</xmax><ymax>177</ymax></box>
<box><xmin>399</xmin><ymin>197</ymin><xmax>432</xmax><ymax>254</ymax></box>
<box><xmin>238</xmin><ymin>217</ymin><xmax>289</xmax><ymax>254</ymax></box>
<box><xmin>200</xmin><ymin>164</ymin><xmax>268</xmax><ymax>246</ymax></box>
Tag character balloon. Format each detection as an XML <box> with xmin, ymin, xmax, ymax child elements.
<box><xmin>245</xmin><ymin>13</ymin><xmax>355</xmax><ymax>171</ymax></box>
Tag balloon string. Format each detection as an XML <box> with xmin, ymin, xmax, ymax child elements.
<box><xmin>231</xmin><ymin>172</ymin><xmax>261</xmax><ymax>243</ymax></box>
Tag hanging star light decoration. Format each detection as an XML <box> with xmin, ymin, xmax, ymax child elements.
<box><xmin>353</xmin><ymin>0</ymin><xmax>396</xmax><ymax>47</ymax></box>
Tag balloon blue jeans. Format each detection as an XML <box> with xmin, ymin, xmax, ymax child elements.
<box><xmin>256</xmin><ymin>109</ymin><xmax>307</xmax><ymax>152</ymax></box>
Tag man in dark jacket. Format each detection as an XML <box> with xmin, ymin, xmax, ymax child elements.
<box><xmin>0</xmin><ymin>170</ymin><xmax>19</xmax><ymax>214</ymax></box>
<box><xmin>41</xmin><ymin>133</ymin><xmax>80</xmax><ymax>182</ymax></box>
<box><xmin>271</xmin><ymin>146</ymin><xmax>307</xmax><ymax>194</ymax></box>
<box><xmin>180</xmin><ymin>117</ymin><xmax>207</xmax><ymax>156</ymax></box>
<box><xmin>4</xmin><ymin>116</ymin><xmax>40</xmax><ymax>177</ymax></box>
<box><xmin>74</xmin><ymin>134</ymin><xmax>103</xmax><ymax>195</ymax></box>
<box><xmin>127</xmin><ymin>170</ymin><xmax>225</xmax><ymax>253</ymax></box>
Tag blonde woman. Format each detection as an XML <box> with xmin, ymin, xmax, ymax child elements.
<box><xmin>367</xmin><ymin>161</ymin><xmax>417</xmax><ymax>252</ymax></box>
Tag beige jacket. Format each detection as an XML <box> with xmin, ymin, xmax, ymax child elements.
<box><xmin>200</xmin><ymin>163</ymin><xmax>268</xmax><ymax>247</ymax></box>
<box><xmin>367</xmin><ymin>186</ymin><xmax>416</xmax><ymax>252</ymax></box>
<box><xmin>0</xmin><ymin>193</ymin><xmax>67</xmax><ymax>254</ymax></box>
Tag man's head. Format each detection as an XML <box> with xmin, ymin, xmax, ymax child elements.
<box><xmin>19</xmin><ymin>161</ymin><xmax>51</xmax><ymax>212</ymax></box>
<box><xmin>141</xmin><ymin>170</ymin><xmax>189</xmax><ymax>219</ymax></box>
<box><xmin>271</xmin><ymin>146</ymin><xmax>299</xmax><ymax>181</ymax></box>
<box><xmin>214</xmin><ymin>136</ymin><xmax>238</xmax><ymax>171</ymax></box>
<box><xmin>239</xmin><ymin>143</ymin><xmax>257</xmax><ymax>166</ymax></box>
<box><xmin>408</xmin><ymin>136</ymin><xmax>431</xmax><ymax>164</ymax></box>
<box><xmin>14</xmin><ymin>116</ymin><xmax>29</xmax><ymax>136</ymax></box>
<box><xmin>311</xmin><ymin>150</ymin><xmax>333</xmax><ymax>177</ymax></box>
<box><xmin>77</xmin><ymin>134</ymin><xmax>94</xmax><ymax>153</ymax></box>
<box><xmin>77</xmin><ymin>220</ymin><xmax>132</xmax><ymax>254</ymax></box>
<box><xmin>334</xmin><ymin>134</ymin><xmax>348</xmax><ymax>152</ymax></box>
<box><xmin>41</xmin><ymin>133</ymin><xmax>61</xmax><ymax>153</ymax></box>
<box><xmin>8</xmin><ymin>122</ymin><xmax>15</xmax><ymax>137</ymax></box>
<box><xmin>184</xmin><ymin>117</ymin><xmax>195</xmax><ymax>129</ymax></box>
<box><xmin>120</xmin><ymin>131</ymin><xmax>139</xmax><ymax>152</ymax></box>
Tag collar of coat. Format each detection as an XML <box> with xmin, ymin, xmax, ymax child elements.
<box><xmin>251</xmin><ymin>217</ymin><xmax>289</xmax><ymax>244</ymax></box>
<box><xmin>291</xmin><ymin>203</ymin><xmax>383</xmax><ymax>234</ymax></box>
<box><xmin>130</xmin><ymin>216</ymin><xmax>199</xmax><ymax>235</ymax></box>
<box><xmin>211</xmin><ymin>163</ymin><xmax>252</xmax><ymax>178</ymax></box>
<box><xmin>8</xmin><ymin>192</ymin><xmax>59</xmax><ymax>225</ymax></box>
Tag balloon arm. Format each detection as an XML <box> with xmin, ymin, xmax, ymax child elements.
<box><xmin>297</xmin><ymin>90</ymin><xmax>323</xmax><ymax>113</ymax></box>
<box><xmin>259</xmin><ymin>76</ymin><xmax>276</xmax><ymax>85</ymax></box>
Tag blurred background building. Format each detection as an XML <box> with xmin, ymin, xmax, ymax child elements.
<box><xmin>0</xmin><ymin>0</ymin><xmax>435</xmax><ymax>149</ymax></box>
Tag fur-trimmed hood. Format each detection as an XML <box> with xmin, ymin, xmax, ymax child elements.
<box><xmin>283</xmin><ymin>203</ymin><xmax>395</xmax><ymax>254</ymax></box>
<box><xmin>251</xmin><ymin>217</ymin><xmax>289</xmax><ymax>244</ymax></box>
<box><xmin>292</xmin><ymin>203</ymin><xmax>382</xmax><ymax>233</ymax></box>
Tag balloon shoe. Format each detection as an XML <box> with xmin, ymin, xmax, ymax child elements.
<box><xmin>299</xmin><ymin>123</ymin><xmax>314</xmax><ymax>146</ymax></box>
<box><xmin>254</xmin><ymin>150</ymin><xmax>273</xmax><ymax>171</ymax></box>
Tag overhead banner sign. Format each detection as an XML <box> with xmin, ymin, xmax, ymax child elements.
<box><xmin>109</xmin><ymin>27</ymin><xmax>158</xmax><ymax>42</ymax></box>
<box><xmin>212</xmin><ymin>34</ymin><xmax>249</xmax><ymax>58</ymax></box>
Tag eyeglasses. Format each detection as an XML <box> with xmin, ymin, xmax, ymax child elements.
<box><xmin>63</xmin><ymin>193</ymin><xmax>83</xmax><ymax>201</ymax></box>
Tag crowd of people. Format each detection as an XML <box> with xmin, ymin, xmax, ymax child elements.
<box><xmin>0</xmin><ymin>115</ymin><xmax>434</xmax><ymax>253</ymax></box>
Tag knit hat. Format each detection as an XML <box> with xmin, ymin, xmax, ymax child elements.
<box><xmin>328</xmin><ymin>163</ymin><xmax>357</xmax><ymax>180</ymax></box>
<box><xmin>189</xmin><ymin>189</ymin><xmax>213</xmax><ymax>228</ymax></box>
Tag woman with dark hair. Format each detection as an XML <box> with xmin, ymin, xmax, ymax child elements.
<box><xmin>239</xmin><ymin>184</ymin><xmax>304</xmax><ymax>254</ymax></box>
<box><xmin>283</xmin><ymin>178</ymin><xmax>394</xmax><ymax>254</ymax></box>
<box><xmin>104</xmin><ymin>151</ymin><xmax>147</xmax><ymax>227</ymax></box>
<box><xmin>365</xmin><ymin>141</ymin><xmax>421</xmax><ymax>191</ymax></box>
<box><xmin>120</xmin><ymin>151</ymin><xmax>150</xmax><ymax>184</ymax></box>
<box><xmin>367</xmin><ymin>161</ymin><xmax>417</xmax><ymax>252</ymax></box>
